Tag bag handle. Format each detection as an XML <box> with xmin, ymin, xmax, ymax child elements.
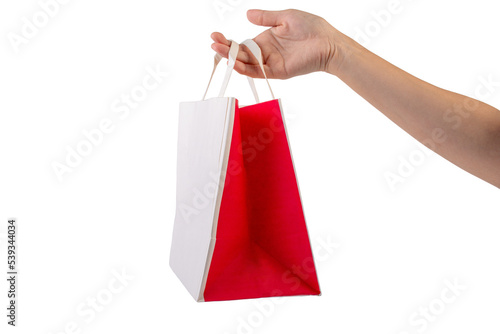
<box><xmin>202</xmin><ymin>40</ymin><xmax>239</xmax><ymax>100</ymax></box>
<box><xmin>241</xmin><ymin>39</ymin><xmax>275</xmax><ymax>102</ymax></box>
<box><xmin>202</xmin><ymin>39</ymin><xmax>275</xmax><ymax>102</ymax></box>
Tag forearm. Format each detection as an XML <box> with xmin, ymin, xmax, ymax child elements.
<box><xmin>328</xmin><ymin>32</ymin><xmax>500</xmax><ymax>187</ymax></box>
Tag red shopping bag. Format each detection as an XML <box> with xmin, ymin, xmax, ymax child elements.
<box><xmin>170</xmin><ymin>40</ymin><xmax>320</xmax><ymax>302</ymax></box>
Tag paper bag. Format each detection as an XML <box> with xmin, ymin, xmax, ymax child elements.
<box><xmin>170</xmin><ymin>40</ymin><xmax>321</xmax><ymax>302</ymax></box>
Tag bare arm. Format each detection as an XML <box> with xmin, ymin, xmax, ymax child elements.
<box><xmin>211</xmin><ymin>9</ymin><xmax>500</xmax><ymax>187</ymax></box>
<box><xmin>331</xmin><ymin>30</ymin><xmax>500</xmax><ymax>187</ymax></box>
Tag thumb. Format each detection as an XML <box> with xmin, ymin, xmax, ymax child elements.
<box><xmin>247</xmin><ymin>9</ymin><xmax>285</xmax><ymax>27</ymax></box>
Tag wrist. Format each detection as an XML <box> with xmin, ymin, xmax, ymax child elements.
<box><xmin>325</xmin><ymin>28</ymin><xmax>359</xmax><ymax>77</ymax></box>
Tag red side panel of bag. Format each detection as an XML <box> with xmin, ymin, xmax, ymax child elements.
<box><xmin>204</xmin><ymin>99</ymin><xmax>320</xmax><ymax>302</ymax></box>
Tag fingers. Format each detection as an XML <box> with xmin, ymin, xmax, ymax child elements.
<box><xmin>211</xmin><ymin>32</ymin><xmax>230</xmax><ymax>46</ymax></box>
<box><xmin>211</xmin><ymin>40</ymin><xmax>258</xmax><ymax>65</ymax></box>
<box><xmin>234</xmin><ymin>61</ymin><xmax>274</xmax><ymax>79</ymax></box>
<box><xmin>236</xmin><ymin>43</ymin><xmax>258</xmax><ymax>64</ymax></box>
<box><xmin>247</xmin><ymin>9</ymin><xmax>286</xmax><ymax>27</ymax></box>
<box><xmin>234</xmin><ymin>61</ymin><xmax>259</xmax><ymax>78</ymax></box>
<box><xmin>209</xmin><ymin>48</ymin><xmax>276</xmax><ymax>79</ymax></box>
<box><xmin>210</xmin><ymin>32</ymin><xmax>234</xmax><ymax>60</ymax></box>
<box><xmin>210</xmin><ymin>32</ymin><xmax>272</xmax><ymax>78</ymax></box>
<box><xmin>211</xmin><ymin>42</ymin><xmax>229</xmax><ymax>58</ymax></box>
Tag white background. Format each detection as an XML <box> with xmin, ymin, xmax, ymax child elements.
<box><xmin>1</xmin><ymin>0</ymin><xmax>500</xmax><ymax>333</ymax></box>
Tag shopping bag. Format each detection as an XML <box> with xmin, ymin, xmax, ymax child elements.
<box><xmin>170</xmin><ymin>39</ymin><xmax>321</xmax><ymax>302</ymax></box>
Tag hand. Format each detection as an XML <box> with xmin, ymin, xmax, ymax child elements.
<box><xmin>211</xmin><ymin>9</ymin><xmax>344</xmax><ymax>79</ymax></box>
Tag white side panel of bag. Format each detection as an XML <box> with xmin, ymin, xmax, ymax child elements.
<box><xmin>170</xmin><ymin>97</ymin><xmax>235</xmax><ymax>302</ymax></box>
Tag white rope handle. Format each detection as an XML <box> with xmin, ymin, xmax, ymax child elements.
<box><xmin>241</xmin><ymin>39</ymin><xmax>275</xmax><ymax>101</ymax></box>
<box><xmin>218</xmin><ymin>40</ymin><xmax>239</xmax><ymax>98</ymax></box>
<box><xmin>202</xmin><ymin>53</ymin><xmax>223</xmax><ymax>101</ymax></box>
<box><xmin>202</xmin><ymin>39</ymin><xmax>275</xmax><ymax>102</ymax></box>
<box><xmin>202</xmin><ymin>40</ymin><xmax>239</xmax><ymax>100</ymax></box>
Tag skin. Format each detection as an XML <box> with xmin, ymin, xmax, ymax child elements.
<box><xmin>211</xmin><ymin>9</ymin><xmax>500</xmax><ymax>188</ymax></box>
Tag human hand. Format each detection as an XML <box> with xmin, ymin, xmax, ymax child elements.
<box><xmin>211</xmin><ymin>9</ymin><xmax>345</xmax><ymax>79</ymax></box>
